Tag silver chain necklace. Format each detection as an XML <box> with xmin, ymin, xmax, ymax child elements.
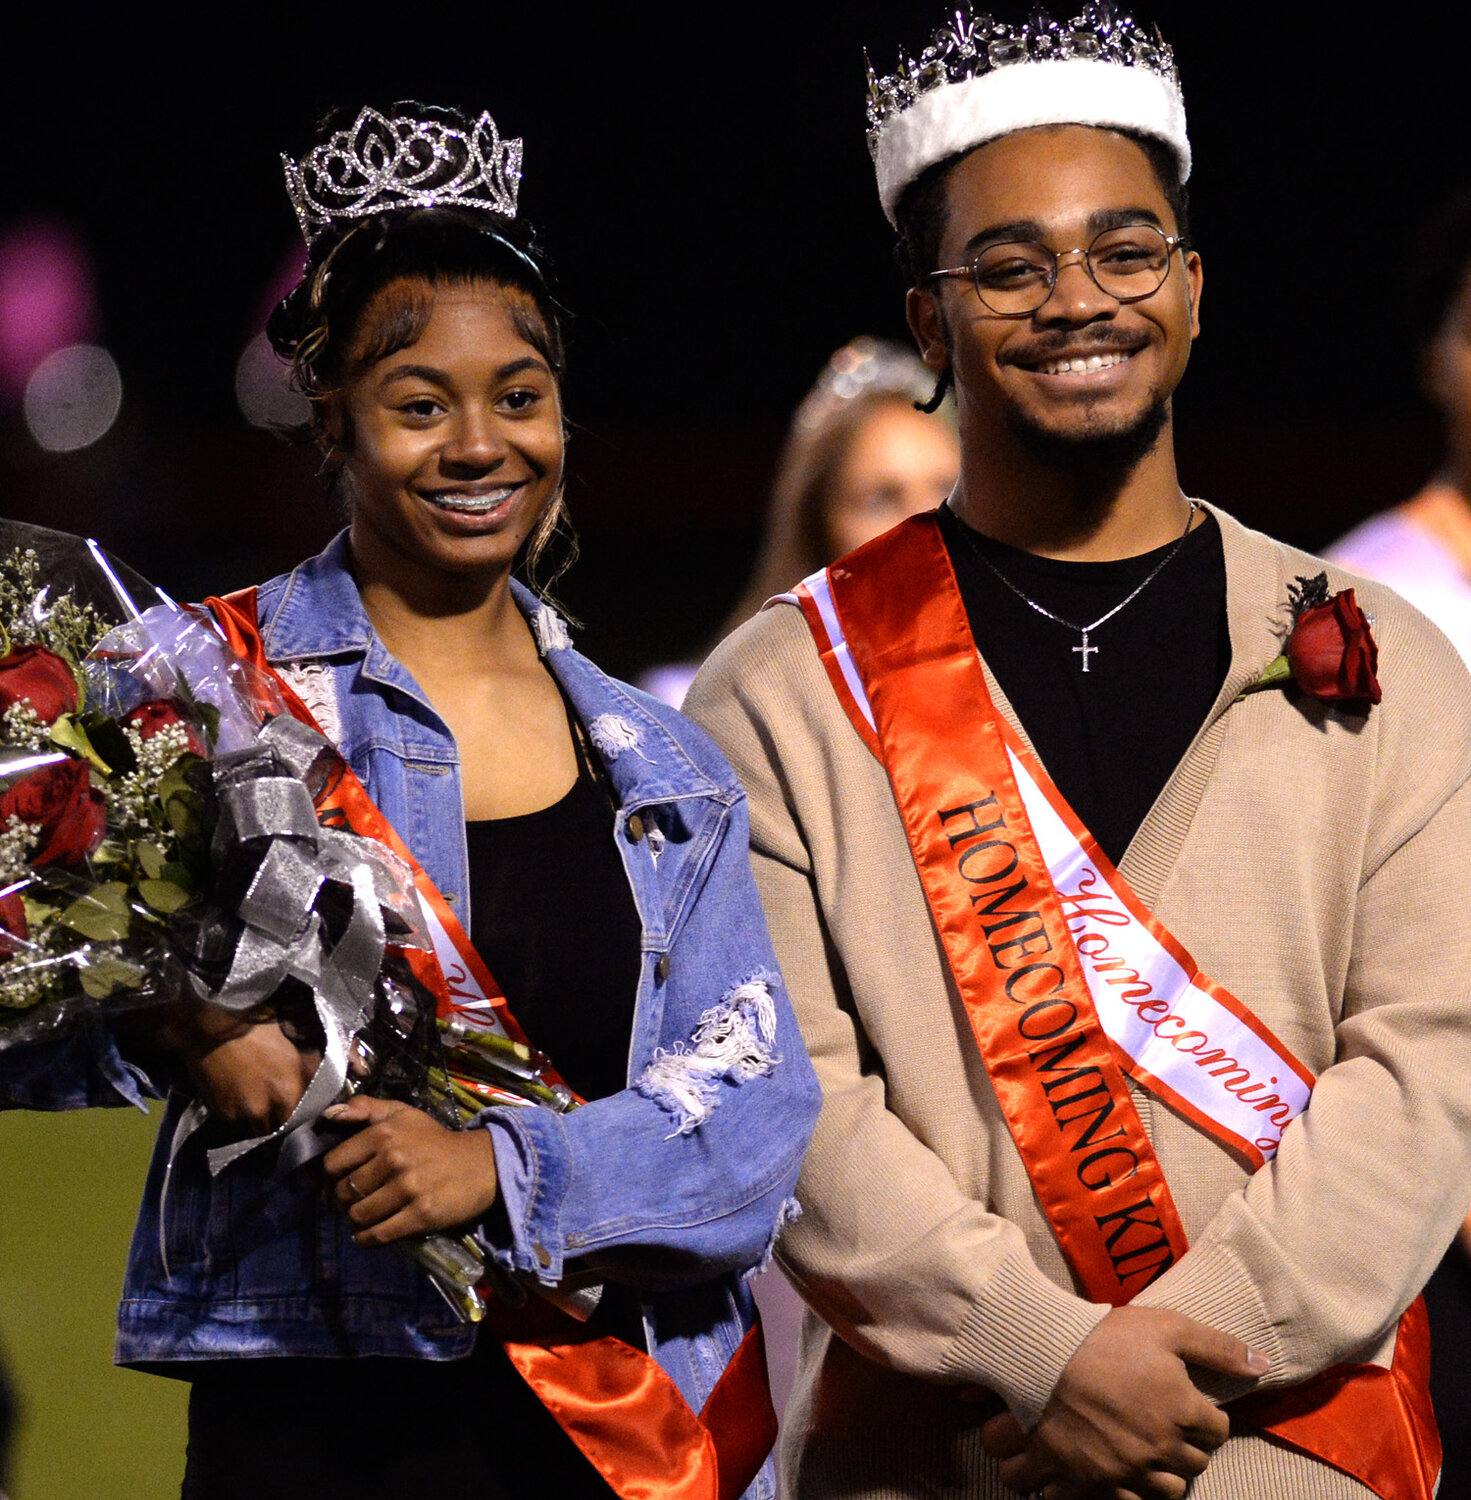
<box><xmin>954</xmin><ymin>500</ymin><xmax>1200</xmax><ymax>672</ymax></box>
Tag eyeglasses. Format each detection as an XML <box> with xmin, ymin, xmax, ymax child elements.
<box><xmin>928</xmin><ymin>224</ymin><xmax>1187</xmax><ymax>318</ymax></box>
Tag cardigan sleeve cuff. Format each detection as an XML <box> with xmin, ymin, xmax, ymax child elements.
<box><xmin>1132</xmin><ymin>1237</ymin><xmax>1284</xmax><ymax>1400</ymax></box>
<box><xmin>937</xmin><ymin>1252</ymin><xmax>1112</xmax><ymax>1429</ymax></box>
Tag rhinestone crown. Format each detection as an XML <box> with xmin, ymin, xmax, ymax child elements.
<box><xmin>282</xmin><ymin>106</ymin><xmax>522</xmax><ymax>246</ymax></box>
<box><xmin>866</xmin><ymin>3</ymin><xmax>1178</xmax><ymax>154</ymax></box>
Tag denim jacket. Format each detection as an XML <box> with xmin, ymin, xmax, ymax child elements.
<box><xmin>0</xmin><ymin>533</ymin><xmax>819</xmax><ymax>1497</ymax></box>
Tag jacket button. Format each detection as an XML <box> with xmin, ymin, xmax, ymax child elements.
<box><xmin>626</xmin><ymin>813</ymin><xmax>645</xmax><ymax>843</ymax></box>
<box><xmin>655</xmin><ymin>953</ymin><xmax>670</xmax><ymax>983</ymax></box>
<box><xmin>534</xmin><ymin>1242</ymin><xmax>552</xmax><ymax>1268</ymax></box>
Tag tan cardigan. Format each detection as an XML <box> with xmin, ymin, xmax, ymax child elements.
<box><xmin>686</xmin><ymin>506</ymin><xmax>1471</xmax><ymax>1499</ymax></box>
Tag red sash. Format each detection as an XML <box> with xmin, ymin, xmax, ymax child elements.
<box><xmin>794</xmin><ymin>515</ymin><xmax>1439</xmax><ymax>1500</ymax></box>
<box><xmin>207</xmin><ymin>590</ymin><xmax>777</xmax><ymax>1500</ymax></box>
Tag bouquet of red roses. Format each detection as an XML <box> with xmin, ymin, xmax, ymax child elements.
<box><xmin>0</xmin><ymin>545</ymin><xmax>574</xmax><ymax>1321</ymax></box>
<box><xmin>0</xmin><ymin>545</ymin><xmax>214</xmax><ymax>1027</ymax></box>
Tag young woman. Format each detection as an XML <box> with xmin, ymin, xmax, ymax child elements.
<box><xmin>640</xmin><ymin>338</ymin><xmax>958</xmax><ymax>708</ymax></box>
<box><xmin>723</xmin><ymin>337</ymin><xmax>959</xmax><ymax>633</ymax></box>
<box><xmin>4</xmin><ymin>105</ymin><xmax>819</xmax><ymax>1499</ymax></box>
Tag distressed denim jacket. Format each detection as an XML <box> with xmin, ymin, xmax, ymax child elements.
<box><xmin>0</xmin><ymin>533</ymin><xmax>819</xmax><ymax>1496</ymax></box>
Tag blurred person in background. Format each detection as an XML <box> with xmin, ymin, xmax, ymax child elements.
<box><xmin>1327</xmin><ymin>191</ymin><xmax>1471</xmax><ymax>663</ymax></box>
<box><xmin>1326</xmin><ymin>189</ymin><xmax>1471</xmax><ymax>1497</ymax></box>
<box><xmin>0</xmin><ymin>105</ymin><xmax>818</xmax><ymax>1500</ymax></box>
<box><xmin>639</xmin><ymin>337</ymin><xmax>959</xmax><ymax>707</ymax></box>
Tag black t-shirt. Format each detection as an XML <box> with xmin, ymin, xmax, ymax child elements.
<box><xmin>937</xmin><ymin>503</ymin><xmax>1231</xmax><ymax>866</ymax></box>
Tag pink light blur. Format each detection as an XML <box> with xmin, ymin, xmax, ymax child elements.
<box><xmin>254</xmin><ymin>244</ymin><xmax>307</xmax><ymax>336</ymax></box>
<box><xmin>0</xmin><ymin>220</ymin><xmax>99</xmax><ymax>403</ymax></box>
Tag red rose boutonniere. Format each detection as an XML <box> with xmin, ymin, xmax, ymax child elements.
<box><xmin>1241</xmin><ymin>573</ymin><xmax>1382</xmax><ymax>705</ymax></box>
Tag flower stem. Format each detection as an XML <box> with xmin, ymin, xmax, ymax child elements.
<box><xmin>1237</xmin><ymin>653</ymin><xmax>1293</xmax><ymax>699</ymax></box>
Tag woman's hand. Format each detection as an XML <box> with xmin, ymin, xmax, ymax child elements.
<box><xmin>320</xmin><ymin>1096</ymin><xmax>500</xmax><ymax>1246</ymax></box>
<box><xmin>125</xmin><ymin>1000</ymin><xmax>320</xmax><ymax>1133</ymax></box>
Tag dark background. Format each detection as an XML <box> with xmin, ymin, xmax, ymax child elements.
<box><xmin>1</xmin><ymin>3</ymin><xmax>1464</xmax><ymax>679</ymax></box>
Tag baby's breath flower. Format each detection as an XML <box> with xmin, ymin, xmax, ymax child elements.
<box><xmin>105</xmin><ymin>724</ymin><xmax>194</xmax><ymax>833</ymax></box>
<box><xmin>0</xmin><ymin>700</ymin><xmax>49</xmax><ymax>752</ymax></box>
<box><xmin>0</xmin><ymin>960</ymin><xmax>53</xmax><ymax>1010</ymax></box>
<box><xmin>0</xmin><ymin>547</ymin><xmax>108</xmax><ymax>663</ymax></box>
<box><xmin>0</xmin><ymin>815</ymin><xmax>40</xmax><ymax>886</ymax></box>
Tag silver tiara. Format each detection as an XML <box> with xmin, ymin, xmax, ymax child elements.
<box><xmin>282</xmin><ymin>107</ymin><xmax>523</xmax><ymax>246</ymax></box>
<box><xmin>797</xmin><ymin>337</ymin><xmax>937</xmax><ymax>428</ymax></box>
<box><xmin>866</xmin><ymin>3</ymin><xmax>1178</xmax><ymax>151</ymax></box>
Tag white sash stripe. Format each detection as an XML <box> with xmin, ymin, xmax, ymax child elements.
<box><xmin>798</xmin><ymin>571</ymin><xmax>876</xmax><ymax>732</ymax></box>
<box><xmin>790</xmin><ymin>577</ymin><xmax>1310</xmax><ymax>1163</ymax></box>
<box><xmin>1006</xmin><ymin>750</ymin><xmax>1309</xmax><ymax>1158</ymax></box>
<box><xmin>417</xmin><ymin>892</ymin><xmax>512</xmax><ymax>1037</ymax></box>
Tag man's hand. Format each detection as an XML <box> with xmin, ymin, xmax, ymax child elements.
<box><xmin>320</xmin><ymin>1096</ymin><xmax>499</xmax><ymax>1247</ymax></box>
<box><xmin>130</xmin><ymin>1000</ymin><xmax>320</xmax><ymax>1133</ymax></box>
<box><xmin>980</xmin><ymin>1305</ymin><xmax>1268</xmax><ymax>1499</ymax></box>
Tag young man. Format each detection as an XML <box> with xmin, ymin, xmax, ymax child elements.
<box><xmin>688</xmin><ymin>8</ymin><xmax>1469</xmax><ymax>1499</ymax></box>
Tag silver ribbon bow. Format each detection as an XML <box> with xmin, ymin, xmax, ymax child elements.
<box><xmin>162</xmin><ymin>715</ymin><xmax>429</xmax><ymax>1233</ymax></box>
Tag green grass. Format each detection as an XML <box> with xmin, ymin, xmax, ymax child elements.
<box><xmin>0</xmin><ymin>1105</ymin><xmax>186</xmax><ymax>1498</ymax></box>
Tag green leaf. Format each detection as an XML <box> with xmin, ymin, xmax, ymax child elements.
<box><xmin>136</xmin><ymin>841</ymin><xmax>167</xmax><ymax>880</ymax></box>
<box><xmin>82</xmin><ymin>713</ymin><xmax>136</xmax><ymax>776</ymax></box>
<box><xmin>196</xmin><ymin>701</ymin><xmax>221</xmax><ymax>745</ymax></box>
<box><xmin>157</xmin><ymin>756</ymin><xmax>209</xmax><ymax>839</ymax></box>
<box><xmin>137</xmin><ymin>878</ymin><xmax>191</xmax><ymax>914</ymax></box>
<box><xmin>160</xmin><ymin>860</ymin><xmax>195</xmax><ymax>893</ymax></box>
<box><xmin>58</xmin><ymin>883</ymin><xmax>132</xmax><ymax>941</ymax></box>
<box><xmin>164</xmin><ymin>792</ymin><xmax>201</xmax><ymax>838</ymax></box>
<box><xmin>20</xmin><ymin>893</ymin><xmax>54</xmax><ymax>927</ymax></box>
<box><xmin>79</xmin><ymin>954</ymin><xmax>144</xmax><ymax>999</ymax></box>
<box><xmin>90</xmin><ymin>882</ymin><xmax>128</xmax><ymax>913</ymax></box>
<box><xmin>47</xmin><ymin>716</ymin><xmax>110</xmax><ymax>775</ymax></box>
<box><xmin>156</xmin><ymin>761</ymin><xmax>191</xmax><ymax>804</ymax></box>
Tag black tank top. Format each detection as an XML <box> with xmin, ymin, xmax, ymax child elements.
<box><xmin>463</xmin><ymin>700</ymin><xmax>642</xmax><ymax>1102</ymax></box>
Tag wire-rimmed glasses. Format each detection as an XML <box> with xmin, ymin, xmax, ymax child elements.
<box><xmin>928</xmin><ymin>224</ymin><xmax>1187</xmax><ymax>318</ymax></box>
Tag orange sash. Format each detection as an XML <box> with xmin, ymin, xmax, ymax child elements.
<box><xmin>797</xmin><ymin>515</ymin><xmax>1439</xmax><ymax>1500</ymax></box>
<box><xmin>206</xmin><ymin>590</ymin><xmax>777</xmax><ymax>1500</ymax></box>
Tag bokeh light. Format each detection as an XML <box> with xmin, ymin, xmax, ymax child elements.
<box><xmin>0</xmin><ymin>220</ymin><xmax>99</xmax><ymax>403</ymax></box>
<box><xmin>234</xmin><ymin>330</ymin><xmax>308</xmax><ymax>430</ymax></box>
<box><xmin>23</xmin><ymin>345</ymin><xmax>122</xmax><ymax>452</ymax></box>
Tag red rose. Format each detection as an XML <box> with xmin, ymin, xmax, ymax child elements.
<box><xmin>0</xmin><ymin>760</ymin><xmax>105</xmax><ymax>867</ymax></box>
<box><xmin>0</xmin><ymin>645</ymin><xmax>79</xmax><ymax>725</ymax></box>
<box><xmin>125</xmin><ymin>698</ymin><xmax>206</xmax><ymax>757</ymax></box>
<box><xmin>0</xmin><ymin>889</ymin><xmax>26</xmax><ymax>956</ymax></box>
<box><xmin>1287</xmin><ymin>589</ymin><xmax>1382</xmax><ymax>705</ymax></box>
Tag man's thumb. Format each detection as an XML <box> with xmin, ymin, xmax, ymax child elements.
<box><xmin>1175</xmin><ymin>1320</ymin><xmax>1270</xmax><ymax>1378</ymax></box>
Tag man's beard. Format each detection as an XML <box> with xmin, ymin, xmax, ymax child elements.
<box><xmin>1005</xmin><ymin>393</ymin><xmax>1170</xmax><ymax>476</ymax></box>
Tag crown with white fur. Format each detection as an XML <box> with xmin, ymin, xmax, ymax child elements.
<box><xmin>283</xmin><ymin>106</ymin><xmax>522</xmax><ymax>246</ymax></box>
<box><xmin>868</xmin><ymin>4</ymin><xmax>1188</xmax><ymax>226</ymax></box>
